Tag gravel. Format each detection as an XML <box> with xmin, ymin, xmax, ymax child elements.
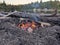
<box><xmin>0</xmin><ymin>17</ymin><xmax>60</xmax><ymax>45</ymax></box>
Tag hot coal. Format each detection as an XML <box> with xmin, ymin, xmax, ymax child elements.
<box><xmin>0</xmin><ymin>17</ymin><xmax>60</xmax><ymax>45</ymax></box>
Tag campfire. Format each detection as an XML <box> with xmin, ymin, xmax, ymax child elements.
<box><xmin>17</xmin><ymin>18</ymin><xmax>51</xmax><ymax>33</ymax></box>
<box><xmin>17</xmin><ymin>21</ymin><xmax>37</xmax><ymax>33</ymax></box>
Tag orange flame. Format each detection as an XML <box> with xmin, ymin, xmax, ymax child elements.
<box><xmin>18</xmin><ymin>21</ymin><xmax>36</xmax><ymax>30</ymax></box>
<box><xmin>31</xmin><ymin>21</ymin><xmax>36</xmax><ymax>29</ymax></box>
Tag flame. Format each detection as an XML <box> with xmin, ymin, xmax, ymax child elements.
<box><xmin>17</xmin><ymin>21</ymin><xmax>36</xmax><ymax>30</ymax></box>
<box><xmin>31</xmin><ymin>21</ymin><xmax>36</xmax><ymax>29</ymax></box>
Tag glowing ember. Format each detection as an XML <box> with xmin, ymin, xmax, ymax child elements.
<box><xmin>17</xmin><ymin>21</ymin><xmax>37</xmax><ymax>32</ymax></box>
<box><xmin>31</xmin><ymin>21</ymin><xmax>36</xmax><ymax>29</ymax></box>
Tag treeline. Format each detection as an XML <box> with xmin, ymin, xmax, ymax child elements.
<box><xmin>0</xmin><ymin>1</ymin><xmax>60</xmax><ymax>12</ymax></box>
<box><xmin>0</xmin><ymin>2</ymin><xmax>34</xmax><ymax>12</ymax></box>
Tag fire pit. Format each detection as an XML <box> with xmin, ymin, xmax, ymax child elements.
<box><xmin>17</xmin><ymin>20</ymin><xmax>38</xmax><ymax>33</ymax></box>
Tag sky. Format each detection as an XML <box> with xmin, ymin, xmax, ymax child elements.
<box><xmin>0</xmin><ymin>0</ymin><xmax>59</xmax><ymax>5</ymax></box>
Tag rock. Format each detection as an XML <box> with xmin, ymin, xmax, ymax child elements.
<box><xmin>40</xmin><ymin>36</ymin><xmax>59</xmax><ymax>45</ymax></box>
